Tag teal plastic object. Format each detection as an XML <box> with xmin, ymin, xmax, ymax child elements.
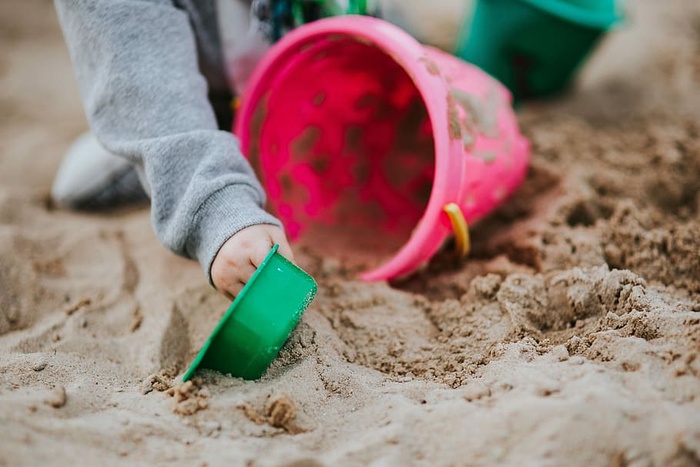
<box><xmin>270</xmin><ymin>0</ymin><xmax>372</xmax><ymax>42</ymax></box>
<box><xmin>182</xmin><ymin>245</ymin><xmax>317</xmax><ymax>381</ymax></box>
<box><xmin>456</xmin><ymin>0</ymin><xmax>623</xmax><ymax>101</ymax></box>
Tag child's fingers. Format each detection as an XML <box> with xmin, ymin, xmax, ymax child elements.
<box><xmin>269</xmin><ymin>228</ymin><xmax>295</xmax><ymax>263</ymax></box>
<box><xmin>249</xmin><ymin>235</ymin><xmax>275</xmax><ymax>268</ymax></box>
<box><xmin>211</xmin><ymin>224</ymin><xmax>296</xmax><ymax>301</ymax></box>
<box><xmin>218</xmin><ymin>261</ymin><xmax>256</xmax><ymax>299</ymax></box>
<box><xmin>212</xmin><ymin>250</ymin><xmax>256</xmax><ymax>299</ymax></box>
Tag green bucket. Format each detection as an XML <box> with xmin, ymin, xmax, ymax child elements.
<box><xmin>183</xmin><ymin>245</ymin><xmax>317</xmax><ymax>381</ymax></box>
<box><xmin>269</xmin><ymin>0</ymin><xmax>374</xmax><ymax>41</ymax></box>
<box><xmin>456</xmin><ymin>0</ymin><xmax>623</xmax><ymax>101</ymax></box>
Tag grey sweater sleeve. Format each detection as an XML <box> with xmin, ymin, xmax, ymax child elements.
<box><xmin>54</xmin><ymin>0</ymin><xmax>281</xmax><ymax>282</ymax></box>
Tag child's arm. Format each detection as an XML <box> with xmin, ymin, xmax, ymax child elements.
<box><xmin>55</xmin><ymin>0</ymin><xmax>291</xmax><ymax>298</ymax></box>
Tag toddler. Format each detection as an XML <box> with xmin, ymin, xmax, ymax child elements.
<box><xmin>52</xmin><ymin>0</ymin><xmax>465</xmax><ymax>299</ymax></box>
<box><xmin>52</xmin><ymin>0</ymin><xmax>301</xmax><ymax>300</ymax></box>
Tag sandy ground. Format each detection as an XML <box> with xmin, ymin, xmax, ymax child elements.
<box><xmin>1</xmin><ymin>0</ymin><xmax>700</xmax><ymax>465</ymax></box>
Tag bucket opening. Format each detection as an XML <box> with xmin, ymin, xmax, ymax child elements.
<box><xmin>250</xmin><ymin>33</ymin><xmax>437</xmax><ymax>265</ymax></box>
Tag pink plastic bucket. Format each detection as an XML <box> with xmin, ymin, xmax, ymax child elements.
<box><xmin>235</xmin><ymin>16</ymin><xmax>530</xmax><ymax>281</ymax></box>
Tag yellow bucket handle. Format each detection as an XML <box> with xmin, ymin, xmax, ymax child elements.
<box><xmin>232</xmin><ymin>96</ymin><xmax>242</xmax><ymax>111</ymax></box>
<box><xmin>443</xmin><ymin>203</ymin><xmax>470</xmax><ymax>257</ymax></box>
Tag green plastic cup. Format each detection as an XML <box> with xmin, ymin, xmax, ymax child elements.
<box><xmin>182</xmin><ymin>245</ymin><xmax>317</xmax><ymax>381</ymax></box>
<box><xmin>456</xmin><ymin>0</ymin><xmax>623</xmax><ymax>101</ymax></box>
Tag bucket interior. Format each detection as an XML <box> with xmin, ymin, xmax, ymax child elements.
<box><xmin>249</xmin><ymin>34</ymin><xmax>436</xmax><ymax>261</ymax></box>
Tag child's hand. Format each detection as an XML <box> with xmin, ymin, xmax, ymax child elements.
<box><xmin>211</xmin><ymin>224</ymin><xmax>295</xmax><ymax>300</ymax></box>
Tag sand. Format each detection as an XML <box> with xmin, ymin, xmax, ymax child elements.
<box><xmin>1</xmin><ymin>0</ymin><xmax>700</xmax><ymax>465</ymax></box>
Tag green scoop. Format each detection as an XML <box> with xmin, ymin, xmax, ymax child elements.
<box><xmin>183</xmin><ymin>244</ymin><xmax>318</xmax><ymax>381</ymax></box>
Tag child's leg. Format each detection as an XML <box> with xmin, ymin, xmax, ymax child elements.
<box><xmin>51</xmin><ymin>132</ymin><xmax>149</xmax><ymax>210</ymax></box>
